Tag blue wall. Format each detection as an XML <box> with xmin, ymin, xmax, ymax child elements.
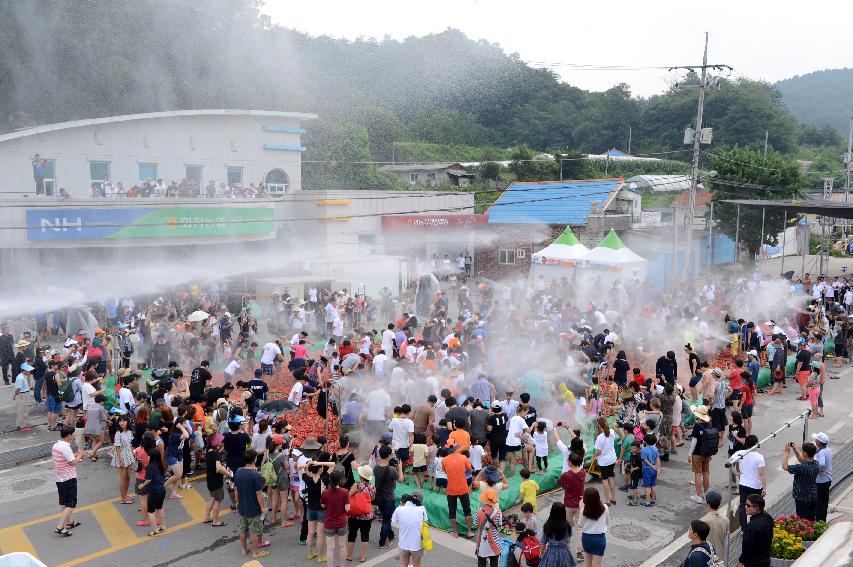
<box><xmin>645</xmin><ymin>233</ymin><xmax>736</xmax><ymax>292</ymax></box>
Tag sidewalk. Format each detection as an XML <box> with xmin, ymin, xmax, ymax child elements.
<box><xmin>0</xmin><ymin>384</ymin><xmax>56</xmax><ymax>469</ymax></box>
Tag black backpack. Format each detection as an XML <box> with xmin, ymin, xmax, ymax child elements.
<box><xmin>697</xmin><ymin>425</ymin><xmax>720</xmax><ymax>457</ymax></box>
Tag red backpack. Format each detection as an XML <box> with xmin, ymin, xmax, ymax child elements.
<box><xmin>520</xmin><ymin>534</ymin><xmax>542</xmax><ymax>566</ymax></box>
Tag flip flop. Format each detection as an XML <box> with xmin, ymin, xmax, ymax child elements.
<box><xmin>211</xmin><ymin>522</ymin><xmax>227</xmax><ymax>527</ymax></box>
<box><xmin>55</xmin><ymin>528</ymin><xmax>72</xmax><ymax>537</ymax></box>
<box><xmin>203</xmin><ymin>519</ymin><xmax>213</xmax><ymax>524</ymax></box>
<box><xmin>66</xmin><ymin>521</ymin><xmax>81</xmax><ymax>529</ymax></box>
<box><xmin>253</xmin><ymin>551</ymin><xmax>270</xmax><ymax>559</ymax></box>
<box><xmin>282</xmin><ymin>521</ymin><xmax>295</xmax><ymax>528</ymax></box>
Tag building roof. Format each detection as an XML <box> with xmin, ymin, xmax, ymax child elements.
<box><xmin>721</xmin><ymin>199</ymin><xmax>853</xmax><ymax>220</ymax></box>
<box><xmin>626</xmin><ymin>175</ymin><xmax>699</xmax><ymax>193</ymax></box>
<box><xmin>0</xmin><ymin>109</ymin><xmax>319</xmax><ymax>144</ymax></box>
<box><xmin>674</xmin><ymin>190</ymin><xmax>714</xmax><ymax>207</ymax></box>
<box><xmin>377</xmin><ymin>163</ymin><xmax>463</xmax><ymax>173</ymax></box>
<box><xmin>487</xmin><ymin>179</ymin><xmax>624</xmax><ymax>225</ymax></box>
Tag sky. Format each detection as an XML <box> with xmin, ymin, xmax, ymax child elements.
<box><xmin>263</xmin><ymin>0</ymin><xmax>853</xmax><ymax>97</ymax></box>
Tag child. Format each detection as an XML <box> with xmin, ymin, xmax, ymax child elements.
<box><xmin>615</xmin><ymin>422</ymin><xmax>636</xmax><ymax>491</ymax></box>
<box><xmin>469</xmin><ymin>442</ymin><xmax>484</xmax><ymax>478</ymax></box>
<box><xmin>427</xmin><ymin>435</ymin><xmax>439</xmax><ymax>491</ymax></box>
<box><xmin>807</xmin><ymin>364</ymin><xmax>820</xmax><ymax>420</ymax></box>
<box><xmin>435</xmin><ymin>419</ymin><xmax>451</xmax><ymax>447</ymax></box>
<box><xmin>410</xmin><ymin>433</ymin><xmax>428</xmax><ymax>489</ymax></box>
<box><xmin>626</xmin><ymin>440</ymin><xmax>643</xmax><ymax>506</ymax></box>
<box><xmin>640</xmin><ymin>433</ymin><xmax>660</xmax><ymax>507</ymax></box>
<box><xmin>517</xmin><ymin>468</ymin><xmax>539</xmax><ymax>512</ymax></box>
<box><xmin>532</xmin><ymin>421</ymin><xmax>549</xmax><ymax>472</ymax></box>
<box><xmin>434</xmin><ymin>447</ymin><xmax>448</xmax><ymax>493</ymax></box>
<box><xmin>520</xmin><ymin>502</ymin><xmax>538</xmax><ymax>533</ymax></box>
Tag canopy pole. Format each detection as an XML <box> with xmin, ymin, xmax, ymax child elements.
<box><xmin>734</xmin><ymin>204</ymin><xmax>741</xmax><ymax>264</ymax></box>
<box><xmin>760</xmin><ymin>208</ymin><xmax>766</xmax><ymax>262</ymax></box>
<box><xmin>708</xmin><ymin>201</ymin><xmax>714</xmax><ymax>269</ymax></box>
<box><xmin>781</xmin><ymin>210</ymin><xmax>788</xmax><ymax>274</ymax></box>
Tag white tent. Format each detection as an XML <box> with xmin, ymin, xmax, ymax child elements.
<box><xmin>582</xmin><ymin>229</ymin><xmax>648</xmax><ymax>280</ymax></box>
<box><xmin>530</xmin><ymin>227</ymin><xmax>589</xmax><ymax>281</ymax></box>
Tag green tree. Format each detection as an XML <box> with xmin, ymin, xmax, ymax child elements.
<box><xmin>508</xmin><ymin>145</ymin><xmax>557</xmax><ymax>181</ymax></box>
<box><xmin>709</xmin><ymin>146</ymin><xmax>803</xmax><ymax>259</ymax></box>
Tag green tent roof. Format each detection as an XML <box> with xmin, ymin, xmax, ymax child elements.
<box><xmin>596</xmin><ymin>228</ymin><xmax>626</xmax><ymax>250</ymax></box>
<box><xmin>553</xmin><ymin>227</ymin><xmax>581</xmax><ymax>246</ymax></box>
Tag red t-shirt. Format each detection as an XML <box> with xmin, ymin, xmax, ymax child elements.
<box><xmin>338</xmin><ymin>344</ymin><xmax>354</xmax><ymax>358</ymax></box>
<box><xmin>728</xmin><ymin>369</ymin><xmax>742</xmax><ymax>391</ymax></box>
<box><xmin>633</xmin><ymin>373</ymin><xmax>646</xmax><ymax>386</ymax></box>
<box><xmin>558</xmin><ymin>469</ymin><xmax>586</xmax><ymax>508</ymax></box>
<box><xmin>442</xmin><ymin>452</ymin><xmax>472</xmax><ymax>496</ymax></box>
<box><xmin>740</xmin><ymin>383</ymin><xmax>754</xmax><ymax>406</ymax></box>
<box><xmin>320</xmin><ymin>487</ymin><xmax>350</xmax><ymax>529</ymax></box>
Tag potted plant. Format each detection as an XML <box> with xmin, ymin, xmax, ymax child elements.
<box><xmin>770</xmin><ymin>524</ymin><xmax>805</xmax><ymax>566</ymax></box>
<box><xmin>775</xmin><ymin>515</ymin><xmax>828</xmax><ymax>548</ymax></box>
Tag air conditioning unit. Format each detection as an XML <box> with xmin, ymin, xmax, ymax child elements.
<box><xmin>516</xmin><ymin>249</ymin><xmax>526</xmax><ymax>258</ymax></box>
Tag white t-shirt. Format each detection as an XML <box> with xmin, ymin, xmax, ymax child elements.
<box><xmin>434</xmin><ymin>456</ymin><xmax>446</xmax><ymax>479</ymax></box>
<box><xmin>82</xmin><ymin>382</ymin><xmax>97</xmax><ymax>410</ymax></box>
<box><xmin>373</xmin><ymin>353</ymin><xmax>388</xmax><ymax>375</ymax></box>
<box><xmin>381</xmin><ymin>330</ymin><xmax>395</xmax><ymax>354</ymax></box>
<box><xmin>324</xmin><ymin>303</ymin><xmax>338</xmax><ymax>323</ymax></box>
<box><xmin>594</xmin><ymin>432</ymin><xmax>618</xmax><ymax>467</ymax></box>
<box><xmin>332</xmin><ymin>317</ymin><xmax>343</xmax><ymax>336</ymax></box>
<box><xmin>532</xmin><ymin>431</ymin><xmax>549</xmax><ymax>457</ymax></box>
<box><xmin>506</xmin><ymin>415</ymin><xmax>527</xmax><ymax>447</ymax></box>
<box><xmin>309</xmin><ymin>288</ymin><xmax>318</xmax><ymax>302</ymax></box>
<box><xmin>389</xmin><ymin>417</ymin><xmax>414</xmax><ymax>449</ymax></box>
<box><xmin>503</xmin><ymin>399</ymin><xmax>520</xmax><ymax>419</ymax></box>
<box><xmin>224</xmin><ymin>359</ymin><xmax>241</xmax><ymax>375</ymax></box>
<box><xmin>260</xmin><ymin>343</ymin><xmax>282</xmax><ymax>365</ymax></box>
<box><xmin>469</xmin><ymin>445</ymin><xmax>484</xmax><ymax>470</ymax></box>
<box><xmin>391</xmin><ymin>502</ymin><xmax>428</xmax><ymax>552</ymax></box>
<box><xmin>366</xmin><ymin>389</ymin><xmax>391</xmax><ymax>421</ymax></box>
<box><xmin>290</xmin><ymin>333</ymin><xmax>301</xmax><ymax>346</ymax></box>
<box><xmin>736</xmin><ymin>450</ymin><xmax>765</xmax><ymax>490</ymax></box>
<box><xmin>288</xmin><ymin>381</ymin><xmax>304</xmax><ymax>404</ymax></box>
<box><xmin>360</xmin><ymin>337</ymin><xmax>372</xmax><ymax>355</ymax></box>
<box><xmin>118</xmin><ymin>387</ymin><xmax>134</xmax><ymax>415</ymax></box>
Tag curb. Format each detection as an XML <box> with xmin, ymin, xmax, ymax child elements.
<box><xmin>0</xmin><ymin>442</ymin><xmax>54</xmax><ymax>470</ymax></box>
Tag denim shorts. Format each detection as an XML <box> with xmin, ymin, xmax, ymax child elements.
<box><xmin>642</xmin><ymin>469</ymin><xmax>657</xmax><ymax>488</ymax></box>
<box><xmin>46</xmin><ymin>395</ymin><xmax>63</xmax><ymax>414</ymax></box>
<box><xmin>582</xmin><ymin>532</ymin><xmax>606</xmax><ymax>556</ymax></box>
<box><xmin>307</xmin><ymin>508</ymin><xmax>325</xmax><ymax>522</ymax></box>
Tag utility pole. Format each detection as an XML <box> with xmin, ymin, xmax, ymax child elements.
<box><xmin>763</xmin><ymin>129</ymin><xmax>769</xmax><ymax>161</ymax></box>
<box><xmin>627</xmin><ymin>125</ymin><xmax>632</xmax><ymax>155</ymax></box>
<box><xmin>845</xmin><ymin>114</ymin><xmax>852</xmax><ymax>204</ymax></box>
<box><xmin>670</xmin><ymin>33</ymin><xmax>731</xmax><ymax>278</ymax></box>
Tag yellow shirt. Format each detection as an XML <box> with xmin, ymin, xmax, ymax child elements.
<box><xmin>519</xmin><ymin>479</ymin><xmax>539</xmax><ymax>511</ymax></box>
<box><xmin>411</xmin><ymin>444</ymin><xmax>429</xmax><ymax>468</ymax></box>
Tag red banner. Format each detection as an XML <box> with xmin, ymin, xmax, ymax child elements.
<box><xmin>381</xmin><ymin>214</ymin><xmax>488</xmax><ymax>231</ymax></box>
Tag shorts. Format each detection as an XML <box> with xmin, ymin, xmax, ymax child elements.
<box><xmin>688</xmin><ymin>375</ymin><xmax>702</xmax><ymax>388</ymax></box>
<box><xmin>209</xmin><ymin>486</ymin><xmax>225</xmax><ymax>502</ymax></box>
<box><xmin>347</xmin><ymin>517</ymin><xmax>372</xmax><ymax>542</ymax></box>
<box><xmin>66</xmin><ymin>403</ymin><xmax>82</xmax><ymax>412</ymax></box>
<box><xmin>135</xmin><ymin>478</ymin><xmax>149</xmax><ymax>496</ymax></box>
<box><xmin>504</xmin><ymin>444</ymin><xmax>520</xmax><ymax>454</ymax></box>
<box><xmin>307</xmin><ymin>508</ymin><xmax>325</xmax><ymax>522</ymax></box>
<box><xmin>168</xmin><ymin>455</ymin><xmax>182</xmax><ymax>466</ymax></box>
<box><xmin>238</xmin><ymin>514</ymin><xmax>264</xmax><ymax>536</ymax></box>
<box><xmin>46</xmin><ymin>395</ymin><xmax>62</xmax><ymax>414</ymax></box>
<box><xmin>582</xmin><ymin>532</ymin><xmax>606</xmax><ymax>556</ymax></box>
<box><xmin>731</xmin><ymin>390</ymin><xmax>742</xmax><ymax>400</ymax></box>
<box><xmin>740</xmin><ymin>404</ymin><xmax>754</xmax><ymax>420</ymax></box>
<box><xmin>396</xmin><ymin>447</ymin><xmax>410</xmax><ymax>462</ymax></box>
<box><xmin>796</xmin><ymin>371</ymin><xmax>810</xmax><ymax>387</ymax></box>
<box><xmin>598</xmin><ymin>463</ymin><xmax>615</xmax><ymax>479</ymax></box>
<box><xmin>435</xmin><ymin>478</ymin><xmax>447</xmax><ymax>489</ymax></box>
<box><xmin>488</xmin><ymin>442</ymin><xmax>507</xmax><ymax>462</ymax></box>
<box><xmin>324</xmin><ymin>526</ymin><xmax>347</xmax><ymax>536</ymax></box>
<box><xmin>412</xmin><ymin>465</ymin><xmax>426</xmax><ymax>473</ymax></box>
<box><xmin>147</xmin><ymin>491</ymin><xmax>166</xmax><ymax>513</ymax></box>
<box><xmin>400</xmin><ymin>549</ymin><xmax>424</xmax><ymax>559</ymax></box>
<box><xmin>261</xmin><ymin>363</ymin><xmax>275</xmax><ymax>376</ymax></box>
<box><xmin>629</xmin><ymin>477</ymin><xmax>640</xmax><ymax>490</ymax></box>
<box><xmin>56</xmin><ymin>478</ymin><xmax>78</xmax><ymax>508</ymax></box>
<box><xmin>691</xmin><ymin>454</ymin><xmax>711</xmax><ymax>474</ymax></box>
<box><xmin>808</xmin><ymin>388</ymin><xmax>820</xmax><ymax>405</ymax></box>
<box><xmin>642</xmin><ymin>469</ymin><xmax>657</xmax><ymax>488</ymax></box>
<box><xmin>447</xmin><ymin>493</ymin><xmax>471</xmax><ymax>519</ymax></box>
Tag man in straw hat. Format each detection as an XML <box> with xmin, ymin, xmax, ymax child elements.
<box><xmin>688</xmin><ymin>405</ymin><xmax>719</xmax><ymax>504</ymax></box>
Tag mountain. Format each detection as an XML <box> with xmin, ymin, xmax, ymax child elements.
<box><xmin>776</xmin><ymin>68</ymin><xmax>853</xmax><ymax>134</ymax></box>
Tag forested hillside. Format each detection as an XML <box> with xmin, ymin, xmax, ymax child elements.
<box><xmin>777</xmin><ymin>68</ymin><xmax>853</xmax><ymax>134</ymax></box>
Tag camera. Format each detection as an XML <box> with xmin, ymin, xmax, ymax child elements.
<box><xmin>389</xmin><ymin>458</ymin><xmax>399</xmax><ymax>467</ymax></box>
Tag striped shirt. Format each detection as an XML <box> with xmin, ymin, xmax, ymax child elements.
<box><xmin>52</xmin><ymin>440</ymin><xmax>77</xmax><ymax>482</ymax></box>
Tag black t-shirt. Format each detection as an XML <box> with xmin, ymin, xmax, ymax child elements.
<box><xmin>335</xmin><ymin>451</ymin><xmax>356</xmax><ymax>488</ymax></box>
<box><xmin>688</xmin><ymin>352</ymin><xmax>699</xmax><ymax>374</ymax></box>
<box><xmin>223</xmin><ymin>430</ymin><xmax>250</xmax><ymax>470</ymax></box>
<box><xmin>373</xmin><ymin>464</ymin><xmax>397</xmax><ymax>502</ymax></box>
<box><xmin>728</xmin><ymin>423</ymin><xmax>747</xmax><ymax>455</ymax></box>
<box><xmin>523</xmin><ymin>405</ymin><xmax>538</xmax><ymax>428</ymax></box>
<box><xmin>246</xmin><ymin>379</ymin><xmax>269</xmax><ymax>402</ymax></box>
<box><xmin>190</xmin><ymin>367</ymin><xmax>212</xmax><ymax>394</ymax></box>
<box><xmin>205</xmin><ymin>387</ymin><xmax>226</xmax><ymax>404</ymax></box>
<box><xmin>445</xmin><ymin>407</ymin><xmax>470</xmax><ymax>431</ymax></box>
<box><xmin>303</xmin><ymin>474</ymin><xmax>323</xmax><ymax>509</ymax></box>
<box><xmin>487</xmin><ymin>413</ymin><xmax>508</xmax><ymax>444</ymax></box>
<box><xmin>796</xmin><ymin>349</ymin><xmax>811</xmax><ymax>372</ymax></box>
<box><xmin>613</xmin><ymin>359</ymin><xmax>630</xmax><ymax>384</ymax></box>
<box><xmin>45</xmin><ymin>370</ymin><xmax>58</xmax><ymax>396</ymax></box>
<box><xmin>206</xmin><ymin>450</ymin><xmax>224</xmax><ymax>490</ymax></box>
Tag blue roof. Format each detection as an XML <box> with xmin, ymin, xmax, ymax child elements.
<box><xmin>604</xmin><ymin>149</ymin><xmax>627</xmax><ymax>157</ymax></box>
<box><xmin>487</xmin><ymin>179</ymin><xmax>623</xmax><ymax>225</ymax></box>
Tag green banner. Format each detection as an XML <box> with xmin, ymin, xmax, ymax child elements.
<box><xmin>110</xmin><ymin>207</ymin><xmax>275</xmax><ymax>238</ymax></box>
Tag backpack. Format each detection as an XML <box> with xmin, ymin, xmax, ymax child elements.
<box><xmin>520</xmin><ymin>534</ymin><xmax>542</xmax><ymax>566</ymax></box>
<box><xmin>697</xmin><ymin>425</ymin><xmax>720</xmax><ymax>457</ymax></box>
<box><xmin>87</xmin><ymin>344</ymin><xmax>104</xmax><ymax>360</ymax></box>
<box><xmin>691</xmin><ymin>544</ymin><xmax>725</xmax><ymax>567</ymax></box>
<box><xmin>58</xmin><ymin>377</ymin><xmax>76</xmax><ymax>403</ymax></box>
<box><xmin>260</xmin><ymin>458</ymin><xmax>277</xmax><ymax>486</ymax></box>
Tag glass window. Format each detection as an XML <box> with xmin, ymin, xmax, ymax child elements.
<box><xmin>90</xmin><ymin>161</ymin><xmax>110</xmax><ymax>184</ymax></box>
<box><xmin>410</xmin><ymin>173</ymin><xmax>419</xmax><ymax>182</ymax></box>
<box><xmin>226</xmin><ymin>166</ymin><xmax>243</xmax><ymax>187</ymax></box>
<box><xmin>185</xmin><ymin>164</ymin><xmax>203</xmax><ymax>184</ymax></box>
<box><xmin>427</xmin><ymin>172</ymin><xmax>436</xmax><ymax>180</ymax></box>
<box><xmin>498</xmin><ymin>249</ymin><xmax>516</xmax><ymax>265</ymax></box>
<box><xmin>42</xmin><ymin>159</ymin><xmax>56</xmax><ymax>197</ymax></box>
<box><xmin>139</xmin><ymin>163</ymin><xmax>157</xmax><ymax>182</ymax></box>
<box><xmin>265</xmin><ymin>168</ymin><xmax>289</xmax><ymax>194</ymax></box>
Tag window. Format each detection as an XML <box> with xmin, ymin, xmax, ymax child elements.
<box><xmin>358</xmin><ymin>234</ymin><xmax>376</xmax><ymax>255</ymax></box>
<box><xmin>139</xmin><ymin>163</ymin><xmax>158</xmax><ymax>182</ymax></box>
<box><xmin>89</xmin><ymin>161</ymin><xmax>110</xmax><ymax>186</ymax></box>
<box><xmin>516</xmin><ymin>249</ymin><xmax>526</xmax><ymax>259</ymax></box>
<box><xmin>498</xmin><ymin>249</ymin><xmax>516</xmax><ymax>265</ymax></box>
<box><xmin>226</xmin><ymin>166</ymin><xmax>243</xmax><ymax>188</ymax></box>
<box><xmin>265</xmin><ymin>168</ymin><xmax>289</xmax><ymax>194</ymax></box>
<box><xmin>426</xmin><ymin>172</ymin><xmax>436</xmax><ymax>180</ymax></box>
<box><xmin>409</xmin><ymin>173</ymin><xmax>419</xmax><ymax>182</ymax></box>
<box><xmin>42</xmin><ymin>159</ymin><xmax>56</xmax><ymax>196</ymax></box>
<box><xmin>185</xmin><ymin>165</ymin><xmax>203</xmax><ymax>185</ymax></box>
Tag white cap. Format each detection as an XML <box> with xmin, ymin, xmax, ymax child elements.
<box><xmin>811</xmin><ymin>432</ymin><xmax>829</xmax><ymax>444</ymax></box>
<box><xmin>747</xmin><ymin>350</ymin><xmax>758</xmax><ymax>357</ymax></box>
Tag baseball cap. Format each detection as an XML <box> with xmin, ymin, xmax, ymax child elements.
<box><xmin>747</xmin><ymin>350</ymin><xmax>758</xmax><ymax>357</ymax></box>
<box><xmin>705</xmin><ymin>490</ymin><xmax>722</xmax><ymax>507</ymax></box>
<box><xmin>20</xmin><ymin>362</ymin><xmax>34</xmax><ymax>372</ymax></box>
<box><xmin>380</xmin><ymin>432</ymin><xmax>393</xmax><ymax>443</ymax></box>
<box><xmin>229</xmin><ymin>415</ymin><xmax>246</xmax><ymax>424</ymax></box>
<box><xmin>811</xmin><ymin>432</ymin><xmax>829</xmax><ymax>444</ymax></box>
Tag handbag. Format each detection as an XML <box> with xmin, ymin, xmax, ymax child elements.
<box><xmin>421</xmin><ymin>523</ymin><xmax>433</xmax><ymax>551</ymax></box>
<box><xmin>347</xmin><ymin>491</ymin><xmax>372</xmax><ymax>517</ymax></box>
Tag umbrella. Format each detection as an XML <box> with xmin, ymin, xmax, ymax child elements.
<box><xmin>186</xmin><ymin>310</ymin><xmax>209</xmax><ymax>323</ymax></box>
<box><xmin>261</xmin><ymin>399</ymin><xmax>298</xmax><ymax>413</ymax></box>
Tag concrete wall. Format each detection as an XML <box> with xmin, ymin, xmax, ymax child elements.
<box><xmin>0</xmin><ymin>113</ymin><xmax>309</xmax><ymax>198</ymax></box>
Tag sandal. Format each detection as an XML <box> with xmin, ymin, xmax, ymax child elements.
<box><xmin>211</xmin><ymin>521</ymin><xmax>227</xmax><ymax>527</ymax></box>
<box><xmin>55</xmin><ymin>528</ymin><xmax>73</xmax><ymax>537</ymax></box>
<box><xmin>203</xmin><ymin>519</ymin><xmax>213</xmax><ymax>524</ymax></box>
<box><xmin>146</xmin><ymin>531</ymin><xmax>159</xmax><ymax>537</ymax></box>
<box><xmin>282</xmin><ymin>521</ymin><xmax>295</xmax><ymax>528</ymax></box>
<box><xmin>66</xmin><ymin>521</ymin><xmax>81</xmax><ymax>529</ymax></box>
<box><xmin>253</xmin><ymin>551</ymin><xmax>270</xmax><ymax>559</ymax></box>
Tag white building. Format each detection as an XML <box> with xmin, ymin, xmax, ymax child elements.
<box><xmin>0</xmin><ymin>109</ymin><xmax>316</xmax><ymax>197</ymax></box>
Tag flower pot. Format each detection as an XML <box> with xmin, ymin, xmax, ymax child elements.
<box><xmin>803</xmin><ymin>540</ymin><xmax>814</xmax><ymax>549</ymax></box>
<box><xmin>770</xmin><ymin>558</ymin><xmax>796</xmax><ymax>567</ymax></box>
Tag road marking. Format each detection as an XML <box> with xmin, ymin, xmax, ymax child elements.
<box><xmin>0</xmin><ymin>525</ymin><xmax>38</xmax><ymax>557</ymax></box>
<box><xmin>826</xmin><ymin>421</ymin><xmax>846</xmax><ymax>435</ymax></box>
<box><xmin>90</xmin><ymin>501</ymin><xmax>137</xmax><ymax>548</ymax></box>
<box><xmin>177</xmin><ymin>486</ymin><xmax>208</xmax><ymax>521</ymax></box>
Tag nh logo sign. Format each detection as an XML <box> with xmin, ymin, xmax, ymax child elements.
<box><xmin>40</xmin><ymin>217</ymin><xmax>83</xmax><ymax>232</ymax></box>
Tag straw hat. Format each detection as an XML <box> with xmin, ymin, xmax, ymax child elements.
<box><xmin>691</xmin><ymin>405</ymin><xmax>711</xmax><ymax>422</ymax></box>
<box><xmin>357</xmin><ymin>465</ymin><xmax>374</xmax><ymax>482</ymax></box>
<box><xmin>117</xmin><ymin>368</ymin><xmax>131</xmax><ymax>378</ymax></box>
<box><xmin>15</xmin><ymin>340</ymin><xmax>29</xmax><ymax>348</ymax></box>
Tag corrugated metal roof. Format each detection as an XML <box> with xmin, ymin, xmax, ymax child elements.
<box><xmin>626</xmin><ymin>175</ymin><xmax>696</xmax><ymax>193</ymax></box>
<box><xmin>377</xmin><ymin>163</ymin><xmax>458</xmax><ymax>172</ymax></box>
<box><xmin>487</xmin><ymin>179</ymin><xmax>624</xmax><ymax>225</ymax></box>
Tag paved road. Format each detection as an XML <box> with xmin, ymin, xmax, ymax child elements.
<box><xmin>1</xmin><ymin>367</ymin><xmax>852</xmax><ymax>566</ymax></box>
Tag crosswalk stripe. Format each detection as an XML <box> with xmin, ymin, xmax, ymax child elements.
<box><xmin>90</xmin><ymin>501</ymin><xmax>137</xmax><ymax>548</ymax></box>
<box><xmin>0</xmin><ymin>525</ymin><xmax>38</xmax><ymax>557</ymax></box>
<box><xmin>178</xmin><ymin>487</ymin><xmax>208</xmax><ymax>521</ymax></box>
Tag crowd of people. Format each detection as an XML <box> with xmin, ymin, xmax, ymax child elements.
<box><xmin>1</xmin><ymin>268</ymin><xmax>846</xmax><ymax>566</ymax></box>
